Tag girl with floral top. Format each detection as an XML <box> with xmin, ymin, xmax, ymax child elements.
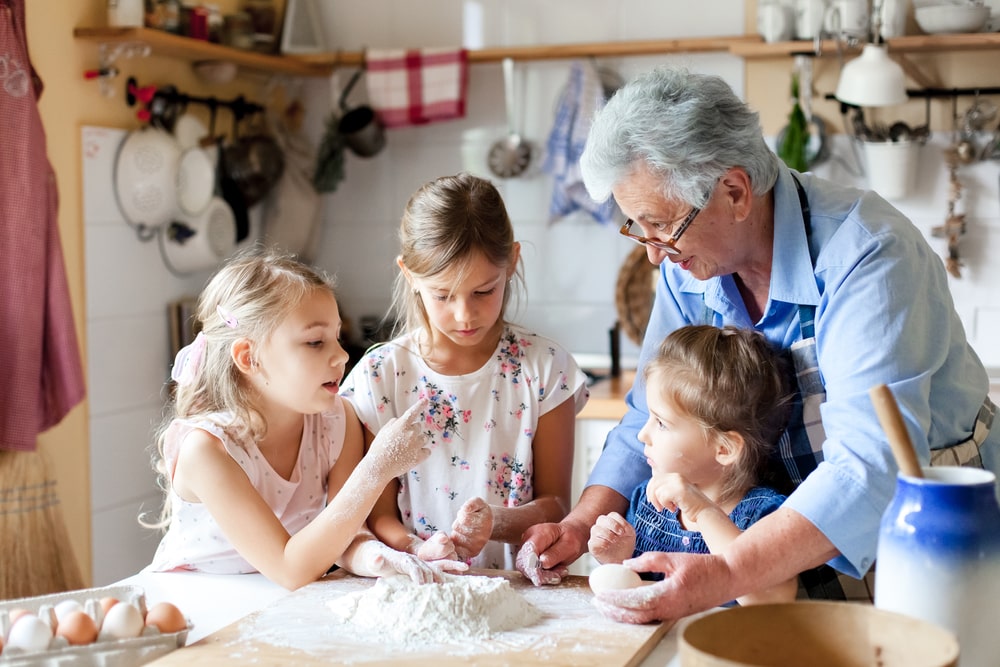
<box><xmin>587</xmin><ymin>325</ymin><xmax>798</xmax><ymax>605</ymax></box>
<box><xmin>341</xmin><ymin>173</ymin><xmax>590</xmax><ymax>570</ymax></box>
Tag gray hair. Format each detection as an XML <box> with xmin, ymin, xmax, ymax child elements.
<box><xmin>580</xmin><ymin>67</ymin><xmax>781</xmax><ymax>209</ymax></box>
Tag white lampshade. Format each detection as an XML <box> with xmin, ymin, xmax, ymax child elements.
<box><xmin>835</xmin><ymin>44</ymin><xmax>908</xmax><ymax>107</ymax></box>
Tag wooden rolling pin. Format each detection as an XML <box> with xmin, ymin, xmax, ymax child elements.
<box><xmin>869</xmin><ymin>384</ymin><xmax>923</xmax><ymax>478</ymax></box>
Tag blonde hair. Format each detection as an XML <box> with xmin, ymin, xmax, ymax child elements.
<box><xmin>143</xmin><ymin>246</ymin><xmax>337</xmax><ymax>529</ymax></box>
<box><xmin>644</xmin><ymin>325</ymin><xmax>793</xmax><ymax>503</ymax></box>
<box><xmin>390</xmin><ymin>173</ymin><xmax>524</xmax><ymax>350</ymax></box>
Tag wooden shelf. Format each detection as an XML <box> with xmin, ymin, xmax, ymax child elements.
<box><xmin>75</xmin><ymin>26</ymin><xmax>1000</xmax><ymax>76</ymax></box>
<box><xmin>75</xmin><ymin>27</ymin><xmax>760</xmax><ymax>75</ymax></box>
<box><xmin>73</xmin><ymin>26</ymin><xmax>334</xmax><ymax>77</ymax></box>
<box><xmin>888</xmin><ymin>31</ymin><xmax>1000</xmax><ymax>54</ymax></box>
<box><xmin>733</xmin><ymin>31</ymin><xmax>1000</xmax><ymax>59</ymax></box>
<box><xmin>306</xmin><ymin>35</ymin><xmax>763</xmax><ymax>67</ymax></box>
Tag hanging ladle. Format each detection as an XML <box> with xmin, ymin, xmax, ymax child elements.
<box><xmin>869</xmin><ymin>384</ymin><xmax>923</xmax><ymax>478</ymax></box>
<box><xmin>487</xmin><ymin>57</ymin><xmax>532</xmax><ymax>179</ymax></box>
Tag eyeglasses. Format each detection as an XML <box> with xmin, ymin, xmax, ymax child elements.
<box><xmin>619</xmin><ymin>204</ymin><xmax>701</xmax><ymax>256</ymax></box>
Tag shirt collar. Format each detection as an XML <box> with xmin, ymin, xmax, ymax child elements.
<box><xmin>770</xmin><ymin>169</ymin><xmax>821</xmax><ymax>307</ymax></box>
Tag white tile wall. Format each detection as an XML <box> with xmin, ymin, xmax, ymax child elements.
<box><xmin>82</xmin><ymin>126</ymin><xmax>212</xmax><ymax>585</ymax></box>
<box><xmin>312</xmin><ymin>1</ymin><xmax>748</xmax><ymax>367</ymax></box>
<box><xmin>82</xmin><ymin>0</ymin><xmax>1000</xmax><ymax>585</ymax></box>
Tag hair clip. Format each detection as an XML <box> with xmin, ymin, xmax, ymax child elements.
<box><xmin>217</xmin><ymin>304</ymin><xmax>239</xmax><ymax>328</ymax></box>
<box><xmin>171</xmin><ymin>332</ymin><xmax>207</xmax><ymax>386</ymax></box>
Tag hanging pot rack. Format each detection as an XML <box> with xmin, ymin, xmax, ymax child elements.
<box><xmin>124</xmin><ymin>76</ymin><xmax>264</xmax><ymax>130</ymax></box>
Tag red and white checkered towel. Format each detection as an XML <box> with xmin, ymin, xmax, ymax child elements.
<box><xmin>365</xmin><ymin>48</ymin><xmax>469</xmax><ymax>128</ymax></box>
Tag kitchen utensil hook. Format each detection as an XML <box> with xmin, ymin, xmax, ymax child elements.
<box><xmin>339</xmin><ymin>53</ymin><xmax>366</xmax><ymax>113</ymax></box>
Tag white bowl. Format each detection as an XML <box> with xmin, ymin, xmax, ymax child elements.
<box><xmin>915</xmin><ymin>4</ymin><xmax>990</xmax><ymax>33</ymax></box>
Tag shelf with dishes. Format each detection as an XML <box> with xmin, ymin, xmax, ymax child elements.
<box><xmin>75</xmin><ymin>25</ymin><xmax>1000</xmax><ymax>77</ymax></box>
<box><xmin>74</xmin><ymin>27</ymin><xmax>761</xmax><ymax>73</ymax></box>
<box><xmin>731</xmin><ymin>30</ymin><xmax>1000</xmax><ymax>58</ymax></box>
<box><xmin>73</xmin><ymin>26</ymin><xmax>335</xmax><ymax>77</ymax></box>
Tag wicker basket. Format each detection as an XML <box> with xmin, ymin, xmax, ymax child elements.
<box><xmin>615</xmin><ymin>245</ymin><xmax>658</xmax><ymax>346</ymax></box>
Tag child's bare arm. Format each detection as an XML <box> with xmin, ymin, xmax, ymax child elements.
<box><xmin>490</xmin><ymin>397</ymin><xmax>577</xmax><ymax>543</ymax></box>
<box><xmin>176</xmin><ymin>399</ymin><xmax>430</xmax><ymax>590</ymax></box>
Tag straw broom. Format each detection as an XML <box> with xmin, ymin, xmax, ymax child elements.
<box><xmin>0</xmin><ymin>448</ymin><xmax>84</xmax><ymax>599</ymax></box>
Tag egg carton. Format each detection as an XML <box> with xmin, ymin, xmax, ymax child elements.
<box><xmin>0</xmin><ymin>584</ymin><xmax>189</xmax><ymax>666</ymax></box>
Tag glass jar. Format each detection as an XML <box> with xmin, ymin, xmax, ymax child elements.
<box><xmin>242</xmin><ymin>0</ymin><xmax>277</xmax><ymax>52</ymax></box>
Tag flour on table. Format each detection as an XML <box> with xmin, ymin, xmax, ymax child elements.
<box><xmin>327</xmin><ymin>573</ymin><xmax>542</xmax><ymax>646</ymax></box>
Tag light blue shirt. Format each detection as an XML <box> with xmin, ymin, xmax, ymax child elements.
<box><xmin>588</xmin><ymin>168</ymin><xmax>998</xmax><ymax>579</ymax></box>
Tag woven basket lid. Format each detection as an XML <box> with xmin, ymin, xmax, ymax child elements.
<box><xmin>615</xmin><ymin>245</ymin><xmax>658</xmax><ymax>346</ymax></box>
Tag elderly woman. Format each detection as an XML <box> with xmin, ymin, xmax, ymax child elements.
<box><xmin>517</xmin><ymin>67</ymin><xmax>998</xmax><ymax>622</ymax></box>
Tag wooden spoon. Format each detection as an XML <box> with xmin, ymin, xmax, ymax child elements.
<box><xmin>869</xmin><ymin>384</ymin><xmax>923</xmax><ymax>478</ymax></box>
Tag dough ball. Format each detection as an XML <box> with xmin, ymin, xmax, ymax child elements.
<box><xmin>588</xmin><ymin>563</ymin><xmax>642</xmax><ymax>594</ymax></box>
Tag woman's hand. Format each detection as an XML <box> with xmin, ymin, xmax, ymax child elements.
<box><xmin>364</xmin><ymin>398</ymin><xmax>432</xmax><ymax>480</ymax></box>
<box><xmin>515</xmin><ymin>541</ymin><xmax>568</xmax><ymax>586</ymax></box>
<box><xmin>450</xmin><ymin>497</ymin><xmax>493</xmax><ymax>561</ymax></box>
<box><xmin>592</xmin><ymin>551</ymin><xmax>733</xmax><ymax>624</ymax></box>
<box><xmin>587</xmin><ymin>512</ymin><xmax>636</xmax><ymax>564</ymax></box>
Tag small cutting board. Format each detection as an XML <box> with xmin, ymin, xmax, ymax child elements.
<box><xmin>147</xmin><ymin>569</ymin><xmax>670</xmax><ymax>666</ymax></box>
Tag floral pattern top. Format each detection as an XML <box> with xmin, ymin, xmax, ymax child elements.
<box><xmin>341</xmin><ymin>324</ymin><xmax>589</xmax><ymax>569</ymax></box>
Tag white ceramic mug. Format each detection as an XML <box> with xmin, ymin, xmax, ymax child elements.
<box><xmin>795</xmin><ymin>0</ymin><xmax>828</xmax><ymax>39</ymax></box>
<box><xmin>758</xmin><ymin>1</ymin><xmax>795</xmax><ymax>42</ymax></box>
<box><xmin>879</xmin><ymin>0</ymin><xmax>909</xmax><ymax>38</ymax></box>
<box><xmin>825</xmin><ymin>0</ymin><xmax>871</xmax><ymax>39</ymax></box>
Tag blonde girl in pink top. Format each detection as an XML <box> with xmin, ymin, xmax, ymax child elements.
<box><xmin>144</xmin><ymin>248</ymin><xmax>462</xmax><ymax>590</ymax></box>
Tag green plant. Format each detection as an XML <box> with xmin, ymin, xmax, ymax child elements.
<box><xmin>777</xmin><ymin>72</ymin><xmax>809</xmax><ymax>172</ymax></box>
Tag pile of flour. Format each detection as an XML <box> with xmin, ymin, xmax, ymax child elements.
<box><xmin>327</xmin><ymin>574</ymin><xmax>542</xmax><ymax>646</ymax></box>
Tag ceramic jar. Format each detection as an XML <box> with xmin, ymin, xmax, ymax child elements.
<box><xmin>875</xmin><ymin>467</ymin><xmax>1000</xmax><ymax>667</ymax></box>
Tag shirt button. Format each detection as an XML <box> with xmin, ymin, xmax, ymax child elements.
<box><xmin>861</xmin><ymin>557</ymin><xmax>871</xmax><ymax>569</ymax></box>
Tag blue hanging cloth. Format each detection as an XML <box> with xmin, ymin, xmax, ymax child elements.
<box><xmin>542</xmin><ymin>60</ymin><xmax>618</xmax><ymax>226</ymax></box>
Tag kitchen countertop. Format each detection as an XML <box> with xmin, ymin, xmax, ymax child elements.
<box><xmin>118</xmin><ymin>569</ymin><xmax>688</xmax><ymax>666</ymax></box>
<box><xmin>579</xmin><ymin>370</ymin><xmax>636</xmax><ymax>421</ymax></box>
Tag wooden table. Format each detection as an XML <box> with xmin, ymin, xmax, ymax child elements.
<box><xmin>144</xmin><ymin>569</ymin><xmax>674</xmax><ymax>666</ymax></box>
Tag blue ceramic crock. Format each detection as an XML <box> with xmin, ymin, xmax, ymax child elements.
<box><xmin>875</xmin><ymin>467</ymin><xmax>1000</xmax><ymax>667</ymax></box>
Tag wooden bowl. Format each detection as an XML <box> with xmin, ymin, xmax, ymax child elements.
<box><xmin>680</xmin><ymin>601</ymin><xmax>959</xmax><ymax>667</ymax></box>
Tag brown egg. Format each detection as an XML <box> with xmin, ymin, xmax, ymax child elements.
<box><xmin>56</xmin><ymin>610</ymin><xmax>98</xmax><ymax>646</ymax></box>
<box><xmin>144</xmin><ymin>602</ymin><xmax>187</xmax><ymax>634</ymax></box>
<box><xmin>98</xmin><ymin>596</ymin><xmax>119</xmax><ymax>615</ymax></box>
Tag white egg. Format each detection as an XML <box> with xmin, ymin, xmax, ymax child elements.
<box><xmin>99</xmin><ymin>602</ymin><xmax>144</xmax><ymax>639</ymax></box>
<box><xmin>588</xmin><ymin>562</ymin><xmax>643</xmax><ymax>594</ymax></box>
<box><xmin>6</xmin><ymin>613</ymin><xmax>53</xmax><ymax>652</ymax></box>
<box><xmin>53</xmin><ymin>599</ymin><xmax>84</xmax><ymax>624</ymax></box>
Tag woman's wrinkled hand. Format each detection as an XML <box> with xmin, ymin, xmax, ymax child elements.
<box><xmin>591</xmin><ymin>551</ymin><xmax>731</xmax><ymax>624</ymax></box>
<box><xmin>515</xmin><ymin>541</ymin><xmax>568</xmax><ymax>586</ymax></box>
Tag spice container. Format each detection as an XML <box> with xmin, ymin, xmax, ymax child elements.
<box><xmin>223</xmin><ymin>12</ymin><xmax>255</xmax><ymax>50</ymax></box>
<box><xmin>107</xmin><ymin>0</ymin><xmax>143</xmax><ymax>27</ymax></box>
<box><xmin>242</xmin><ymin>0</ymin><xmax>278</xmax><ymax>52</ymax></box>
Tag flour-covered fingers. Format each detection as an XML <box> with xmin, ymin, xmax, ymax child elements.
<box><xmin>417</xmin><ymin>531</ymin><xmax>459</xmax><ymax>562</ymax></box>
<box><xmin>450</xmin><ymin>497</ymin><xmax>493</xmax><ymax>561</ymax></box>
<box><xmin>367</xmin><ymin>397</ymin><xmax>432</xmax><ymax>478</ymax></box>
